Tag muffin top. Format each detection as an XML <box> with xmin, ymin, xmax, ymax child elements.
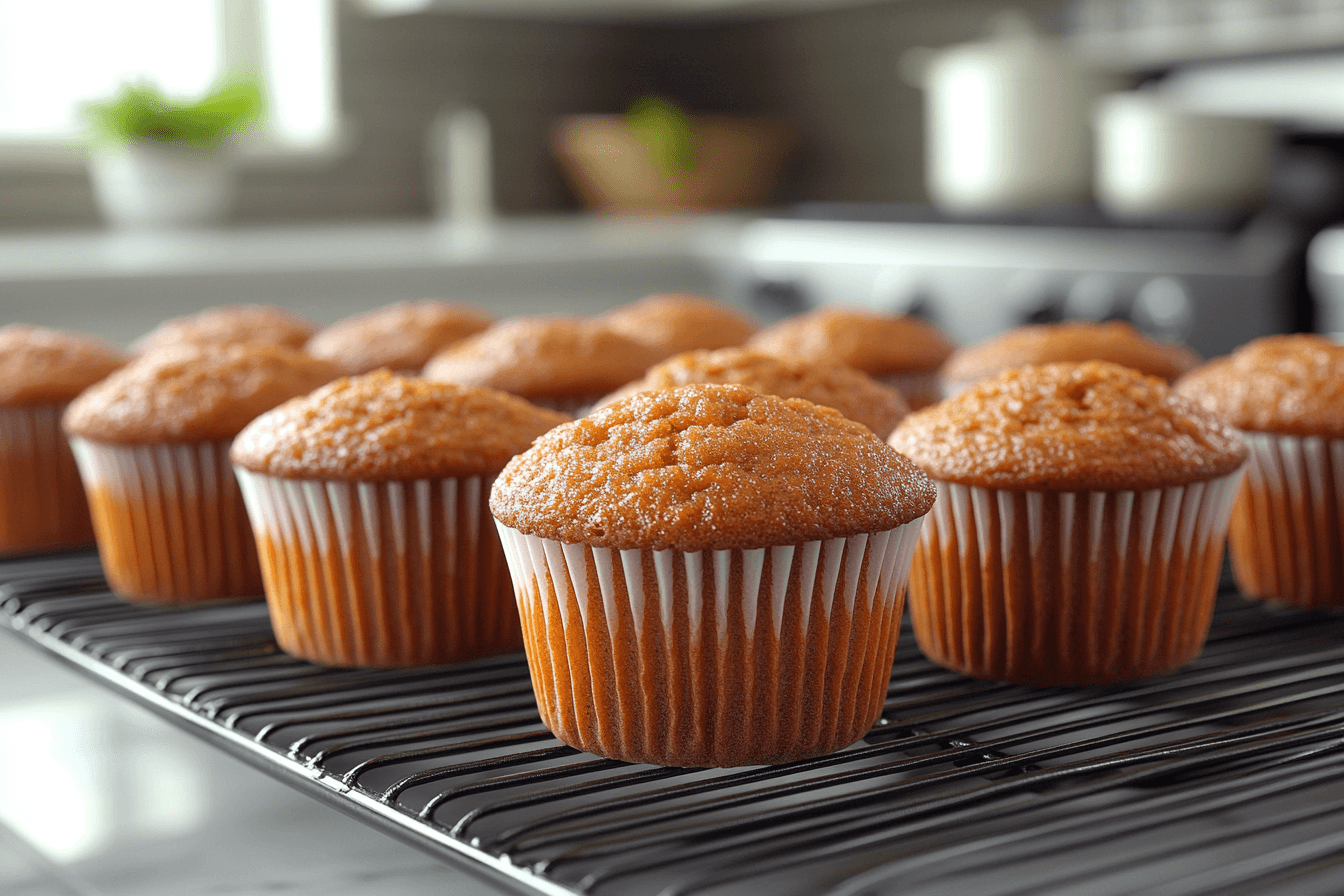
<box><xmin>64</xmin><ymin>343</ymin><xmax>342</xmax><ymax>445</ymax></box>
<box><xmin>305</xmin><ymin>300</ymin><xmax>495</xmax><ymax>374</ymax></box>
<box><xmin>0</xmin><ymin>324</ymin><xmax>129</xmax><ymax>406</ymax></box>
<box><xmin>942</xmin><ymin>321</ymin><xmax>1201</xmax><ymax>385</ymax></box>
<box><xmin>422</xmin><ymin>316</ymin><xmax>659</xmax><ymax>402</ymax></box>
<box><xmin>596</xmin><ymin>347</ymin><xmax>910</xmax><ymax>439</ymax></box>
<box><xmin>747</xmin><ymin>307</ymin><xmax>956</xmax><ymax>376</ymax></box>
<box><xmin>231</xmin><ymin>370</ymin><xmax>569</xmax><ymax>480</ymax></box>
<box><xmin>1175</xmin><ymin>334</ymin><xmax>1344</xmax><ymax>438</ymax></box>
<box><xmin>133</xmin><ymin>304</ymin><xmax>318</xmax><ymax>353</ymax></box>
<box><xmin>889</xmin><ymin>361</ymin><xmax>1246</xmax><ymax>491</ymax></box>
<box><xmin>491</xmin><ymin>383</ymin><xmax>936</xmax><ymax>552</ymax></box>
<box><xmin>599</xmin><ymin>293</ymin><xmax>758</xmax><ymax>361</ymax></box>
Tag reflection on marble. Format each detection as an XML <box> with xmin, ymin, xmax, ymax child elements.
<box><xmin>0</xmin><ymin>638</ymin><xmax>519</xmax><ymax>896</ymax></box>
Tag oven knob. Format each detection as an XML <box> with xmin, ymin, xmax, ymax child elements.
<box><xmin>749</xmin><ymin>278</ymin><xmax>810</xmax><ymax>320</ymax></box>
<box><xmin>1132</xmin><ymin>277</ymin><xmax>1194</xmax><ymax>341</ymax></box>
<box><xmin>1065</xmin><ymin>274</ymin><xmax>1120</xmax><ymax>321</ymax></box>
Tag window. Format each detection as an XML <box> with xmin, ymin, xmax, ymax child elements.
<box><xmin>0</xmin><ymin>0</ymin><xmax>339</xmax><ymax>163</ymax></box>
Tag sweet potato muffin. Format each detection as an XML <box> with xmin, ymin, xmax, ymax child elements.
<box><xmin>232</xmin><ymin>370</ymin><xmax>568</xmax><ymax>667</ymax></box>
<box><xmin>491</xmin><ymin>382</ymin><xmax>935</xmax><ymax>767</ymax></box>
<box><xmin>305</xmin><ymin>300</ymin><xmax>495</xmax><ymax>374</ymax></box>
<box><xmin>0</xmin><ymin>324</ymin><xmax>128</xmax><ymax>553</ymax></box>
<box><xmin>1176</xmin><ymin>334</ymin><xmax>1344</xmax><ymax>609</ymax></box>
<box><xmin>747</xmin><ymin>307</ymin><xmax>956</xmax><ymax>409</ymax></box>
<box><xmin>422</xmin><ymin>315</ymin><xmax>661</xmax><ymax>414</ymax></box>
<box><xmin>595</xmin><ymin>346</ymin><xmax>910</xmax><ymax>438</ymax></box>
<box><xmin>890</xmin><ymin>361</ymin><xmax>1247</xmax><ymax>686</ymax></box>
<box><xmin>133</xmin><ymin>304</ymin><xmax>318</xmax><ymax>353</ymax></box>
<box><xmin>942</xmin><ymin>321</ymin><xmax>1200</xmax><ymax>394</ymax></box>
<box><xmin>63</xmin><ymin>343</ymin><xmax>341</xmax><ymax>603</ymax></box>
<box><xmin>598</xmin><ymin>293</ymin><xmax>758</xmax><ymax>362</ymax></box>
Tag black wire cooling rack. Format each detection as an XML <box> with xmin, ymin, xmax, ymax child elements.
<box><xmin>4</xmin><ymin>550</ymin><xmax>1344</xmax><ymax>896</ymax></box>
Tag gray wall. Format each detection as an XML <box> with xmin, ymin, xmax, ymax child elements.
<box><xmin>0</xmin><ymin>0</ymin><xmax>1062</xmax><ymax>230</ymax></box>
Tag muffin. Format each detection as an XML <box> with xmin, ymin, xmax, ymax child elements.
<box><xmin>0</xmin><ymin>325</ymin><xmax>128</xmax><ymax>554</ymax></box>
<box><xmin>942</xmin><ymin>321</ymin><xmax>1201</xmax><ymax>396</ymax></box>
<box><xmin>305</xmin><ymin>300</ymin><xmax>495</xmax><ymax>374</ymax></box>
<box><xmin>595</xmin><ymin>347</ymin><xmax>910</xmax><ymax>439</ymax></box>
<box><xmin>422</xmin><ymin>316</ymin><xmax>661</xmax><ymax>414</ymax></box>
<box><xmin>889</xmin><ymin>361</ymin><xmax>1247</xmax><ymax>686</ymax></box>
<box><xmin>748</xmin><ymin>308</ymin><xmax>956</xmax><ymax>409</ymax></box>
<box><xmin>598</xmin><ymin>293</ymin><xmax>758</xmax><ymax>362</ymax></box>
<box><xmin>63</xmin><ymin>343</ymin><xmax>341</xmax><ymax>603</ymax></box>
<box><xmin>490</xmin><ymin>383</ymin><xmax>936</xmax><ymax>767</ymax></box>
<box><xmin>1176</xmin><ymin>334</ymin><xmax>1344</xmax><ymax>609</ymax></box>
<box><xmin>232</xmin><ymin>371</ymin><xmax>568</xmax><ymax>667</ymax></box>
<box><xmin>134</xmin><ymin>304</ymin><xmax>318</xmax><ymax>353</ymax></box>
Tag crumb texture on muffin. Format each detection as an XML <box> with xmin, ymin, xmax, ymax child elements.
<box><xmin>1175</xmin><ymin>334</ymin><xmax>1344</xmax><ymax>438</ymax></box>
<box><xmin>232</xmin><ymin>371</ymin><xmax>568</xmax><ymax>480</ymax></box>
<box><xmin>942</xmin><ymin>321</ymin><xmax>1200</xmax><ymax>384</ymax></box>
<box><xmin>748</xmin><ymin>307</ymin><xmax>955</xmax><ymax>375</ymax></box>
<box><xmin>597</xmin><ymin>346</ymin><xmax>909</xmax><ymax>438</ymax></box>
<box><xmin>890</xmin><ymin>360</ymin><xmax>1246</xmax><ymax>491</ymax></box>
<box><xmin>599</xmin><ymin>293</ymin><xmax>757</xmax><ymax>358</ymax></box>
<box><xmin>133</xmin><ymin>304</ymin><xmax>317</xmax><ymax>353</ymax></box>
<box><xmin>63</xmin><ymin>343</ymin><xmax>341</xmax><ymax>445</ymax></box>
<box><xmin>0</xmin><ymin>324</ymin><xmax>128</xmax><ymax>406</ymax></box>
<box><xmin>306</xmin><ymin>300</ymin><xmax>494</xmax><ymax>374</ymax></box>
<box><xmin>491</xmin><ymin>382</ymin><xmax>935</xmax><ymax>551</ymax></box>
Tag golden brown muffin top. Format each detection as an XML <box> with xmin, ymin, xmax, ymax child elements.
<box><xmin>942</xmin><ymin>321</ymin><xmax>1201</xmax><ymax>385</ymax></box>
<box><xmin>1175</xmin><ymin>334</ymin><xmax>1344</xmax><ymax>438</ymax></box>
<box><xmin>133</xmin><ymin>304</ymin><xmax>318</xmax><ymax>353</ymax></box>
<box><xmin>596</xmin><ymin>347</ymin><xmax>910</xmax><ymax>439</ymax></box>
<box><xmin>422</xmin><ymin>316</ymin><xmax>660</xmax><ymax>402</ymax></box>
<box><xmin>748</xmin><ymin>307</ymin><xmax>956</xmax><ymax>376</ymax></box>
<box><xmin>231</xmin><ymin>370</ymin><xmax>569</xmax><ymax>481</ymax></box>
<box><xmin>889</xmin><ymin>361</ymin><xmax>1246</xmax><ymax>491</ymax></box>
<box><xmin>305</xmin><ymin>300</ymin><xmax>495</xmax><ymax>374</ymax></box>
<box><xmin>64</xmin><ymin>343</ymin><xmax>342</xmax><ymax>445</ymax></box>
<box><xmin>0</xmin><ymin>324</ymin><xmax>129</xmax><ymax>406</ymax></box>
<box><xmin>599</xmin><ymin>293</ymin><xmax>758</xmax><ymax>361</ymax></box>
<box><xmin>491</xmin><ymin>382</ymin><xmax>936</xmax><ymax>552</ymax></box>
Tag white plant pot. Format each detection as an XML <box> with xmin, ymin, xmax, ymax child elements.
<box><xmin>88</xmin><ymin>141</ymin><xmax>236</xmax><ymax>229</ymax></box>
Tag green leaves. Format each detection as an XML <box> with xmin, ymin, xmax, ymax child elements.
<box><xmin>626</xmin><ymin>96</ymin><xmax>698</xmax><ymax>174</ymax></box>
<box><xmin>83</xmin><ymin>76</ymin><xmax>264</xmax><ymax>149</ymax></box>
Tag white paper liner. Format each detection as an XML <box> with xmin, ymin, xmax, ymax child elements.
<box><xmin>236</xmin><ymin>471</ymin><xmax>519</xmax><ymax>667</ymax></box>
<box><xmin>0</xmin><ymin>403</ymin><xmax>94</xmax><ymax>553</ymax></box>
<box><xmin>1229</xmin><ymin>433</ymin><xmax>1344</xmax><ymax>608</ymax></box>
<box><xmin>908</xmin><ymin>471</ymin><xmax>1243</xmax><ymax>686</ymax></box>
<box><xmin>494</xmin><ymin>520</ymin><xmax>925</xmax><ymax>767</ymax></box>
<box><xmin>69</xmin><ymin>438</ymin><xmax>260</xmax><ymax>602</ymax></box>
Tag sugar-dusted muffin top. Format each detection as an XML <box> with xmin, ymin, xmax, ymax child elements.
<box><xmin>0</xmin><ymin>324</ymin><xmax>129</xmax><ymax>406</ymax></box>
<box><xmin>889</xmin><ymin>361</ymin><xmax>1246</xmax><ymax>492</ymax></box>
<box><xmin>599</xmin><ymin>293</ymin><xmax>758</xmax><ymax>361</ymax></box>
<box><xmin>422</xmin><ymin>316</ymin><xmax>660</xmax><ymax>403</ymax></box>
<box><xmin>596</xmin><ymin>347</ymin><xmax>910</xmax><ymax>439</ymax></box>
<box><xmin>133</xmin><ymin>304</ymin><xmax>318</xmax><ymax>353</ymax></box>
<box><xmin>942</xmin><ymin>321</ymin><xmax>1200</xmax><ymax>385</ymax></box>
<box><xmin>491</xmin><ymin>382</ymin><xmax>936</xmax><ymax>552</ymax></box>
<box><xmin>231</xmin><ymin>370</ymin><xmax>569</xmax><ymax>481</ymax></box>
<box><xmin>1175</xmin><ymin>334</ymin><xmax>1344</xmax><ymax>439</ymax></box>
<box><xmin>64</xmin><ymin>343</ymin><xmax>342</xmax><ymax>445</ymax></box>
<box><xmin>747</xmin><ymin>307</ymin><xmax>956</xmax><ymax>376</ymax></box>
<box><xmin>306</xmin><ymin>300</ymin><xmax>495</xmax><ymax>374</ymax></box>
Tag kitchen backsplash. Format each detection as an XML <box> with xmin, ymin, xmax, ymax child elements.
<box><xmin>0</xmin><ymin>0</ymin><xmax>1061</xmax><ymax>229</ymax></box>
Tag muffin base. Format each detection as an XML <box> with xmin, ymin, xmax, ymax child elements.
<box><xmin>878</xmin><ymin>371</ymin><xmax>942</xmax><ymax>411</ymax></box>
<box><xmin>1229</xmin><ymin>433</ymin><xmax>1344</xmax><ymax>609</ymax></box>
<box><xmin>0</xmin><ymin>404</ymin><xmax>95</xmax><ymax>554</ymax></box>
<box><xmin>237</xmin><ymin>472</ymin><xmax>521</xmax><ymax>667</ymax></box>
<box><xmin>496</xmin><ymin>522</ymin><xmax>924</xmax><ymax>767</ymax></box>
<box><xmin>70</xmin><ymin>438</ymin><xmax>262</xmax><ymax>603</ymax></box>
<box><xmin>909</xmin><ymin>474</ymin><xmax>1242</xmax><ymax>687</ymax></box>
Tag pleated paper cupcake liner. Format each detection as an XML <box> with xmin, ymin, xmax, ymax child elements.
<box><xmin>0</xmin><ymin>404</ymin><xmax>95</xmax><ymax>554</ymax></box>
<box><xmin>69</xmin><ymin>438</ymin><xmax>262</xmax><ymax>603</ymax></box>
<box><xmin>236</xmin><ymin>472</ymin><xmax>521</xmax><ymax>668</ymax></box>
<box><xmin>495</xmin><ymin>521</ymin><xmax>925</xmax><ymax>767</ymax></box>
<box><xmin>1229</xmin><ymin>433</ymin><xmax>1344</xmax><ymax>609</ymax></box>
<box><xmin>908</xmin><ymin>472</ymin><xmax>1243</xmax><ymax>686</ymax></box>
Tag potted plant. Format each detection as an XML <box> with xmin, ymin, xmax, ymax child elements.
<box><xmin>83</xmin><ymin>77</ymin><xmax>264</xmax><ymax>228</ymax></box>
